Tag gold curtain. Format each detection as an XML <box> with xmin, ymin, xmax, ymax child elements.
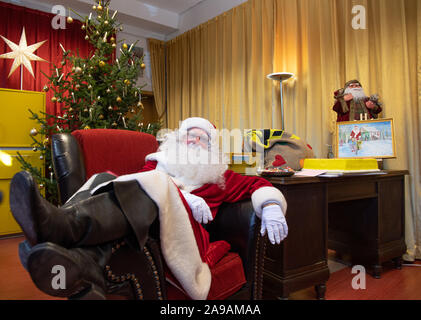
<box><xmin>148</xmin><ymin>38</ymin><xmax>167</xmax><ymax>127</ymax></box>
<box><xmin>164</xmin><ymin>0</ymin><xmax>421</xmax><ymax>260</ymax></box>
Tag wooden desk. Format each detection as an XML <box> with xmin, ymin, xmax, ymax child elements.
<box><xmin>260</xmin><ymin>170</ymin><xmax>408</xmax><ymax>300</ymax></box>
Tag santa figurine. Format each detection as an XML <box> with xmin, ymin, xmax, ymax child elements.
<box><xmin>333</xmin><ymin>80</ymin><xmax>382</xmax><ymax>122</ymax></box>
<box><xmin>10</xmin><ymin>117</ymin><xmax>288</xmax><ymax>300</ymax></box>
<box><xmin>349</xmin><ymin>125</ymin><xmax>362</xmax><ymax>153</ymax></box>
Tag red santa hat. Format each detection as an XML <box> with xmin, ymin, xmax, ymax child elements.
<box><xmin>179</xmin><ymin>117</ymin><xmax>217</xmax><ymax>138</ymax></box>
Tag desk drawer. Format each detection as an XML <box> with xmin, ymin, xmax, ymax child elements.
<box><xmin>328</xmin><ymin>181</ymin><xmax>377</xmax><ymax>203</ymax></box>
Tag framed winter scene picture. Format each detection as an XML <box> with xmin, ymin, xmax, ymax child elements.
<box><xmin>335</xmin><ymin>118</ymin><xmax>396</xmax><ymax>159</ymax></box>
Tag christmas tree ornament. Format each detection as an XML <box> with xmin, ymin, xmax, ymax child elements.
<box><xmin>84</xmin><ymin>125</ymin><xmax>91</xmax><ymax>130</ymax></box>
<box><xmin>85</xmin><ymin>35</ymin><xmax>89</xmax><ymax>41</ymax></box>
<box><xmin>98</xmin><ymin>16</ymin><xmax>102</xmax><ymax>20</ymax></box>
<box><xmin>88</xmin><ymin>84</ymin><xmax>93</xmax><ymax>89</ymax></box>
<box><xmin>92</xmin><ymin>5</ymin><xmax>97</xmax><ymax>10</ymax></box>
<box><xmin>81</xmin><ymin>24</ymin><xmax>86</xmax><ymax>30</ymax></box>
<box><xmin>99</xmin><ymin>61</ymin><xmax>106</xmax><ymax>67</ymax></box>
<box><xmin>97</xmin><ymin>4</ymin><xmax>103</xmax><ymax>11</ymax></box>
<box><xmin>140</xmin><ymin>63</ymin><xmax>146</xmax><ymax>69</ymax></box>
<box><xmin>39</xmin><ymin>155</ymin><xmax>44</xmax><ymax>160</ymax></box>
<box><xmin>43</xmin><ymin>138</ymin><xmax>50</xmax><ymax>146</ymax></box>
<box><xmin>30</xmin><ymin>128</ymin><xmax>38</xmax><ymax>136</ymax></box>
<box><xmin>75</xmin><ymin>67</ymin><xmax>82</xmax><ymax>74</ymax></box>
<box><xmin>110</xmin><ymin>37</ymin><xmax>115</xmax><ymax>43</ymax></box>
<box><xmin>104</xmin><ymin>20</ymin><xmax>109</xmax><ymax>26</ymax></box>
<box><xmin>122</xmin><ymin>43</ymin><xmax>128</xmax><ymax>50</ymax></box>
<box><xmin>112</xmin><ymin>122</ymin><xmax>117</xmax><ymax>127</ymax></box>
<box><xmin>137</xmin><ymin>101</ymin><xmax>144</xmax><ymax>109</ymax></box>
<box><xmin>106</xmin><ymin>88</ymin><xmax>111</xmax><ymax>93</ymax></box>
<box><xmin>108</xmin><ymin>106</ymin><xmax>113</xmax><ymax>111</ymax></box>
<box><xmin>99</xmin><ymin>114</ymin><xmax>104</xmax><ymax>120</ymax></box>
<box><xmin>84</xmin><ymin>108</ymin><xmax>89</xmax><ymax>113</ymax></box>
<box><xmin>67</xmin><ymin>16</ymin><xmax>74</xmax><ymax>24</ymax></box>
<box><xmin>124</xmin><ymin>79</ymin><xmax>130</xmax><ymax>85</ymax></box>
<box><xmin>32</xmin><ymin>147</ymin><xmax>38</xmax><ymax>152</ymax></box>
<box><xmin>116</xmin><ymin>96</ymin><xmax>122</xmax><ymax>103</ymax></box>
<box><xmin>112</xmin><ymin>43</ymin><xmax>116</xmax><ymax>48</ymax></box>
<box><xmin>0</xmin><ymin>27</ymin><xmax>47</xmax><ymax>80</ymax></box>
<box><xmin>130</xmin><ymin>108</ymin><xmax>135</xmax><ymax>113</ymax></box>
<box><xmin>69</xmin><ymin>107</ymin><xmax>74</xmax><ymax>113</ymax></box>
<box><xmin>39</xmin><ymin>184</ymin><xmax>44</xmax><ymax>190</ymax></box>
<box><xmin>43</xmin><ymin>85</ymin><xmax>49</xmax><ymax>92</ymax></box>
<box><xmin>51</xmin><ymin>97</ymin><xmax>57</xmax><ymax>103</ymax></box>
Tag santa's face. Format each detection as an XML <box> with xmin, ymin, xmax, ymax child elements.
<box><xmin>344</xmin><ymin>83</ymin><xmax>367</xmax><ymax>101</ymax></box>
<box><xmin>158</xmin><ymin>129</ymin><xmax>228</xmax><ymax>188</ymax></box>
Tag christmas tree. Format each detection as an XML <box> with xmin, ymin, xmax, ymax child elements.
<box><xmin>18</xmin><ymin>0</ymin><xmax>161</xmax><ymax>204</ymax></box>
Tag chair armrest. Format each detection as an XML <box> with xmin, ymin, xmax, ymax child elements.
<box><xmin>51</xmin><ymin>133</ymin><xmax>86</xmax><ymax>205</ymax></box>
<box><xmin>206</xmin><ymin>200</ymin><xmax>263</xmax><ymax>284</ymax></box>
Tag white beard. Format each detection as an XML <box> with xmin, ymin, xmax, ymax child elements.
<box><xmin>344</xmin><ymin>87</ymin><xmax>367</xmax><ymax>101</ymax></box>
<box><xmin>157</xmin><ymin>131</ymin><xmax>228</xmax><ymax>189</ymax></box>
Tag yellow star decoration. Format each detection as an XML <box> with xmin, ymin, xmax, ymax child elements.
<box><xmin>0</xmin><ymin>27</ymin><xmax>47</xmax><ymax>78</ymax></box>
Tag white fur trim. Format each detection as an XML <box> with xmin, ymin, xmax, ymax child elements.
<box><xmin>251</xmin><ymin>186</ymin><xmax>287</xmax><ymax>218</ymax></box>
<box><xmin>180</xmin><ymin>117</ymin><xmax>215</xmax><ymax>136</ymax></box>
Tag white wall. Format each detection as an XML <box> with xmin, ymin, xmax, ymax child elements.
<box><xmin>166</xmin><ymin>0</ymin><xmax>247</xmax><ymax>40</ymax></box>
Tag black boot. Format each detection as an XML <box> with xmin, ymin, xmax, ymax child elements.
<box><xmin>27</xmin><ymin>242</ymin><xmax>112</xmax><ymax>299</ymax></box>
<box><xmin>10</xmin><ymin>171</ymin><xmax>131</xmax><ymax>248</ymax></box>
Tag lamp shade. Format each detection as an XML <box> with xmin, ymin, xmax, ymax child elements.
<box><xmin>266</xmin><ymin>72</ymin><xmax>294</xmax><ymax>82</ymax></box>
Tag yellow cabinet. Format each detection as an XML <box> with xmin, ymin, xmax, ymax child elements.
<box><xmin>0</xmin><ymin>88</ymin><xmax>45</xmax><ymax>236</ymax></box>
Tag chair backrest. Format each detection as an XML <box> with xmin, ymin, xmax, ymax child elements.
<box><xmin>71</xmin><ymin>129</ymin><xmax>159</xmax><ymax>179</ymax></box>
<box><xmin>52</xmin><ymin>129</ymin><xmax>158</xmax><ymax>204</ymax></box>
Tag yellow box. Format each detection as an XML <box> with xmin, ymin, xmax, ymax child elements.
<box><xmin>0</xmin><ymin>88</ymin><xmax>45</xmax><ymax>147</ymax></box>
<box><xmin>303</xmin><ymin>158</ymin><xmax>379</xmax><ymax>172</ymax></box>
<box><xmin>0</xmin><ymin>88</ymin><xmax>45</xmax><ymax>236</ymax></box>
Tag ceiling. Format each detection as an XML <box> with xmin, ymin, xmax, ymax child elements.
<box><xmin>136</xmin><ymin>0</ymin><xmax>205</xmax><ymax>14</ymax></box>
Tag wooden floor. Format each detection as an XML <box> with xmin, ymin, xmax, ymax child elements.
<box><xmin>0</xmin><ymin>236</ymin><xmax>420</xmax><ymax>300</ymax></box>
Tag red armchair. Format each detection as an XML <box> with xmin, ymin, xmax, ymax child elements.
<box><xmin>47</xmin><ymin>128</ymin><xmax>265</xmax><ymax>300</ymax></box>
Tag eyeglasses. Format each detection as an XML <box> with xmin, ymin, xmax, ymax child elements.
<box><xmin>186</xmin><ymin>130</ymin><xmax>210</xmax><ymax>148</ymax></box>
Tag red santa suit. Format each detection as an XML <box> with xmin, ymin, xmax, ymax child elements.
<box><xmin>350</xmin><ymin>129</ymin><xmax>361</xmax><ymax>140</ymax></box>
<box><xmin>139</xmin><ymin>158</ymin><xmax>286</xmax><ymax>265</ymax></box>
<box><xmin>333</xmin><ymin>93</ymin><xmax>382</xmax><ymax>122</ymax></box>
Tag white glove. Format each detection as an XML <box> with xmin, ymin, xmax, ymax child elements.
<box><xmin>261</xmin><ymin>205</ymin><xmax>288</xmax><ymax>244</ymax></box>
<box><xmin>181</xmin><ymin>190</ymin><xmax>213</xmax><ymax>224</ymax></box>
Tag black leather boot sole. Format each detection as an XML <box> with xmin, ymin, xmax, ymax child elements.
<box><xmin>9</xmin><ymin>171</ymin><xmax>41</xmax><ymax>246</ymax></box>
<box><xmin>27</xmin><ymin>242</ymin><xmax>106</xmax><ymax>300</ymax></box>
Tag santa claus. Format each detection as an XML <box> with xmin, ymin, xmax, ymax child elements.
<box><xmin>333</xmin><ymin>80</ymin><xmax>382</xmax><ymax>122</ymax></box>
<box><xmin>10</xmin><ymin>117</ymin><xmax>287</xmax><ymax>300</ymax></box>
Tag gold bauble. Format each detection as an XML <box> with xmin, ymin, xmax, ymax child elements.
<box><xmin>75</xmin><ymin>67</ymin><xmax>82</xmax><ymax>74</ymax></box>
<box><xmin>83</xmin><ymin>108</ymin><xmax>89</xmax><ymax>113</ymax></box>
<box><xmin>92</xmin><ymin>5</ymin><xmax>97</xmax><ymax>10</ymax></box>
<box><xmin>97</xmin><ymin>4</ymin><xmax>103</xmax><ymax>11</ymax></box>
<box><xmin>84</xmin><ymin>125</ymin><xmax>91</xmax><ymax>130</ymax></box>
<box><xmin>106</xmin><ymin>88</ymin><xmax>111</xmax><ymax>93</ymax></box>
<box><xmin>112</xmin><ymin>122</ymin><xmax>117</xmax><ymax>127</ymax></box>
<box><xmin>99</xmin><ymin>61</ymin><xmax>106</xmax><ymax>67</ymax></box>
<box><xmin>137</xmin><ymin>102</ymin><xmax>144</xmax><ymax>109</ymax></box>
<box><xmin>43</xmin><ymin>138</ymin><xmax>50</xmax><ymax>146</ymax></box>
<box><xmin>122</xmin><ymin>43</ymin><xmax>128</xmax><ymax>50</ymax></box>
<box><xmin>116</xmin><ymin>96</ymin><xmax>122</xmax><ymax>103</ymax></box>
<box><xmin>30</xmin><ymin>128</ymin><xmax>38</xmax><ymax>136</ymax></box>
<box><xmin>67</xmin><ymin>16</ymin><xmax>73</xmax><ymax>24</ymax></box>
<box><xmin>51</xmin><ymin>97</ymin><xmax>57</xmax><ymax>103</ymax></box>
<box><xmin>69</xmin><ymin>107</ymin><xmax>74</xmax><ymax>113</ymax></box>
<box><xmin>112</xmin><ymin>43</ymin><xmax>116</xmax><ymax>48</ymax></box>
<box><xmin>104</xmin><ymin>20</ymin><xmax>109</xmax><ymax>26</ymax></box>
<box><xmin>124</xmin><ymin>79</ymin><xmax>130</xmax><ymax>85</ymax></box>
<box><xmin>43</xmin><ymin>85</ymin><xmax>49</xmax><ymax>92</ymax></box>
<box><xmin>81</xmin><ymin>25</ymin><xmax>86</xmax><ymax>30</ymax></box>
<box><xmin>99</xmin><ymin>114</ymin><xmax>104</xmax><ymax>120</ymax></box>
<box><xmin>110</xmin><ymin>37</ymin><xmax>115</xmax><ymax>43</ymax></box>
<box><xmin>97</xmin><ymin>16</ymin><xmax>102</xmax><ymax>20</ymax></box>
<box><xmin>108</xmin><ymin>106</ymin><xmax>113</xmax><ymax>111</ymax></box>
<box><xmin>140</xmin><ymin>63</ymin><xmax>146</xmax><ymax>69</ymax></box>
<box><xmin>85</xmin><ymin>35</ymin><xmax>89</xmax><ymax>41</ymax></box>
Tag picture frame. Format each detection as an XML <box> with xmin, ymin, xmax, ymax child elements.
<box><xmin>335</xmin><ymin>118</ymin><xmax>396</xmax><ymax>159</ymax></box>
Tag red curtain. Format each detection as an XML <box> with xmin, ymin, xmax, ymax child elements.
<box><xmin>0</xmin><ymin>1</ymin><xmax>90</xmax><ymax>116</ymax></box>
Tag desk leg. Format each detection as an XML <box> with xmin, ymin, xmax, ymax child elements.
<box><xmin>393</xmin><ymin>257</ymin><xmax>403</xmax><ymax>270</ymax></box>
<box><xmin>372</xmin><ymin>264</ymin><xmax>382</xmax><ymax>279</ymax></box>
<box><xmin>315</xmin><ymin>284</ymin><xmax>326</xmax><ymax>300</ymax></box>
